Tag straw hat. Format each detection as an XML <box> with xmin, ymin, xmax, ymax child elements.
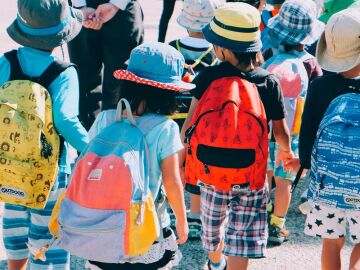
<box><xmin>202</xmin><ymin>3</ymin><xmax>262</xmax><ymax>53</ymax></box>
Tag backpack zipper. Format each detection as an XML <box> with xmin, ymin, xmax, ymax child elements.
<box><xmin>59</xmin><ymin>223</ymin><xmax>122</xmax><ymax>233</ymax></box>
<box><xmin>184</xmin><ymin>109</ymin><xmax>215</xmax><ymax>154</ymax></box>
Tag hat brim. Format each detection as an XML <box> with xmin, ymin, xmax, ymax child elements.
<box><xmin>114</xmin><ymin>70</ymin><xmax>195</xmax><ymax>92</ymax></box>
<box><xmin>267</xmin><ymin>15</ymin><xmax>325</xmax><ymax>46</ymax></box>
<box><xmin>316</xmin><ymin>32</ymin><xmax>360</xmax><ymax>73</ymax></box>
<box><xmin>202</xmin><ymin>23</ymin><xmax>262</xmax><ymax>53</ymax></box>
<box><xmin>7</xmin><ymin>7</ymin><xmax>83</xmax><ymax>51</ymax></box>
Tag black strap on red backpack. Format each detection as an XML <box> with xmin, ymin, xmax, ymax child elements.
<box><xmin>3</xmin><ymin>49</ymin><xmax>76</xmax><ymax>159</ymax></box>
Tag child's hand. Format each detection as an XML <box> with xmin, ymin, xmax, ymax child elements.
<box><xmin>286</xmin><ymin>158</ymin><xmax>307</xmax><ymax>177</ymax></box>
<box><xmin>176</xmin><ymin>218</ymin><xmax>189</xmax><ymax>245</ymax></box>
<box><xmin>276</xmin><ymin>148</ymin><xmax>294</xmax><ymax>172</ymax></box>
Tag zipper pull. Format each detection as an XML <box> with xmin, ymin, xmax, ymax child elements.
<box><xmin>204</xmin><ymin>164</ymin><xmax>210</xmax><ymax>174</ymax></box>
<box><xmin>187</xmin><ymin>145</ymin><xmax>192</xmax><ymax>155</ymax></box>
<box><xmin>136</xmin><ymin>202</ymin><xmax>145</xmax><ymax>226</ymax></box>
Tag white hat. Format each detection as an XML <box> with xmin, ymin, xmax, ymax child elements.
<box><xmin>177</xmin><ymin>0</ymin><xmax>222</xmax><ymax>32</ymax></box>
<box><xmin>316</xmin><ymin>8</ymin><xmax>360</xmax><ymax>73</ymax></box>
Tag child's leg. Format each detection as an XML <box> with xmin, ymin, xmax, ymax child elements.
<box><xmin>347</xmin><ymin>211</ymin><xmax>360</xmax><ymax>270</ymax></box>
<box><xmin>350</xmin><ymin>244</ymin><xmax>360</xmax><ymax>270</ymax></box>
<box><xmin>8</xmin><ymin>259</ymin><xmax>28</xmax><ymax>270</ymax></box>
<box><xmin>28</xmin><ymin>173</ymin><xmax>70</xmax><ymax>270</ymax></box>
<box><xmin>189</xmin><ymin>193</ymin><xmax>201</xmax><ymax>217</ymax></box>
<box><xmin>273</xmin><ymin>177</ymin><xmax>292</xmax><ymax>217</ymax></box>
<box><xmin>322</xmin><ymin>238</ymin><xmax>345</xmax><ymax>270</ymax></box>
<box><xmin>3</xmin><ymin>204</ymin><xmax>31</xmax><ymax>270</ymax></box>
<box><xmin>200</xmin><ymin>187</ymin><xmax>227</xmax><ymax>267</ymax></box>
<box><xmin>269</xmin><ymin>137</ymin><xmax>298</xmax><ymax>244</ymax></box>
<box><xmin>227</xmin><ymin>256</ymin><xmax>248</xmax><ymax>270</ymax></box>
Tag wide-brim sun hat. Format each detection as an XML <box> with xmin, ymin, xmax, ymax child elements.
<box><xmin>319</xmin><ymin>0</ymin><xmax>360</xmax><ymax>23</ymax></box>
<box><xmin>316</xmin><ymin>8</ymin><xmax>360</xmax><ymax>73</ymax></box>
<box><xmin>266</xmin><ymin>0</ymin><xmax>325</xmax><ymax>47</ymax></box>
<box><xmin>114</xmin><ymin>42</ymin><xmax>195</xmax><ymax>92</ymax></box>
<box><xmin>7</xmin><ymin>0</ymin><xmax>83</xmax><ymax>51</ymax></box>
<box><xmin>177</xmin><ymin>0</ymin><xmax>222</xmax><ymax>32</ymax></box>
<box><xmin>202</xmin><ymin>3</ymin><xmax>262</xmax><ymax>53</ymax></box>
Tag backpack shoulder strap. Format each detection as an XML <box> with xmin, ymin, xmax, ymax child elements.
<box><xmin>4</xmin><ymin>50</ymin><xmax>29</xmax><ymax>81</ymax></box>
<box><xmin>3</xmin><ymin>50</ymin><xmax>75</xmax><ymax>88</ymax></box>
<box><xmin>38</xmin><ymin>60</ymin><xmax>76</xmax><ymax>89</ymax></box>
<box><xmin>137</xmin><ymin>115</ymin><xmax>168</xmax><ymax>135</ymax></box>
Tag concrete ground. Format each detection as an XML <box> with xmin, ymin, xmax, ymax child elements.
<box><xmin>0</xmin><ymin>0</ymin><xmax>354</xmax><ymax>269</ymax></box>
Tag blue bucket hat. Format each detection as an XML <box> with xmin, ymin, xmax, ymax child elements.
<box><xmin>114</xmin><ymin>43</ymin><xmax>195</xmax><ymax>92</ymax></box>
<box><xmin>266</xmin><ymin>0</ymin><xmax>325</xmax><ymax>47</ymax></box>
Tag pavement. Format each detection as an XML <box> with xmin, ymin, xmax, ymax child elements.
<box><xmin>0</xmin><ymin>0</ymin><xmax>354</xmax><ymax>269</ymax></box>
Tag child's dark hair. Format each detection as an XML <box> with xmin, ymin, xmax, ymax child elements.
<box><xmin>226</xmin><ymin>0</ymin><xmax>261</xmax><ymax>9</ymax></box>
<box><xmin>119</xmin><ymin>80</ymin><xmax>178</xmax><ymax>115</ymax></box>
<box><xmin>233</xmin><ymin>51</ymin><xmax>261</xmax><ymax>67</ymax></box>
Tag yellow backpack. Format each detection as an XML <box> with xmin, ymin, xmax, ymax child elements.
<box><xmin>0</xmin><ymin>50</ymin><xmax>70</xmax><ymax>209</ymax></box>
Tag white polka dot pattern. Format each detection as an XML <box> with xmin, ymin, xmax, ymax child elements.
<box><xmin>113</xmin><ymin>70</ymin><xmax>191</xmax><ymax>92</ymax></box>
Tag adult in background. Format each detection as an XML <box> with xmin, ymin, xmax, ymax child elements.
<box><xmin>69</xmin><ymin>0</ymin><xmax>144</xmax><ymax>130</ymax></box>
<box><xmin>158</xmin><ymin>0</ymin><xmax>177</xmax><ymax>42</ymax></box>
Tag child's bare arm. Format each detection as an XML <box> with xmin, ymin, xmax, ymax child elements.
<box><xmin>161</xmin><ymin>153</ymin><xmax>189</xmax><ymax>244</ymax></box>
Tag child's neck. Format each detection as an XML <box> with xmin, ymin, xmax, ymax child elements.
<box><xmin>188</xmin><ymin>31</ymin><xmax>205</xmax><ymax>39</ymax></box>
<box><xmin>340</xmin><ymin>65</ymin><xmax>360</xmax><ymax>79</ymax></box>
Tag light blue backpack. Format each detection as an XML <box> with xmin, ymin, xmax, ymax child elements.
<box><xmin>307</xmin><ymin>93</ymin><xmax>360</xmax><ymax>210</ymax></box>
<box><xmin>48</xmin><ymin>99</ymin><xmax>167</xmax><ymax>263</ymax></box>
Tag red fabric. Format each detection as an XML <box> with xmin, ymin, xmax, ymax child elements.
<box><xmin>66</xmin><ymin>153</ymin><xmax>132</xmax><ymax>210</ymax></box>
<box><xmin>113</xmin><ymin>70</ymin><xmax>189</xmax><ymax>92</ymax></box>
<box><xmin>185</xmin><ymin>77</ymin><xmax>268</xmax><ymax>191</ymax></box>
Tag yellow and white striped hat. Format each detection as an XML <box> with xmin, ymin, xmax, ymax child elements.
<box><xmin>202</xmin><ymin>3</ymin><xmax>262</xmax><ymax>52</ymax></box>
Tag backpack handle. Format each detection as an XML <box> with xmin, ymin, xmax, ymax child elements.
<box><xmin>116</xmin><ymin>98</ymin><xmax>136</xmax><ymax>125</ymax></box>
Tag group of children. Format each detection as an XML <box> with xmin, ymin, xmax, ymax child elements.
<box><xmin>0</xmin><ymin>0</ymin><xmax>359</xmax><ymax>269</ymax></box>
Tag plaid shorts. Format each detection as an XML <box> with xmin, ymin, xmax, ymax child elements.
<box><xmin>200</xmin><ymin>185</ymin><xmax>268</xmax><ymax>258</ymax></box>
<box><xmin>2</xmin><ymin>173</ymin><xmax>70</xmax><ymax>270</ymax></box>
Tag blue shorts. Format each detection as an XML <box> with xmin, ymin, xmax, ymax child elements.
<box><xmin>2</xmin><ymin>173</ymin><xmax>70</xmax><ymax>270</ymax></box>
<box><xmin>267</xmin><ymin>136</ymin><xmax>299</xmax><ymax>181</ymax></box>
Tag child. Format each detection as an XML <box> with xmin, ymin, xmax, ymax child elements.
<box><xmin>181</xmin><ymin>3</ymin><xmax>293</xmax><ymax>269</ymax></box>
<box><xmin>290</xmin><ymin>8</ymin><xmax>360</xmax><ymax>270</ymax></box>
<box><xmin>85</xmin><ymin>42</ymin><xmax>191</xmax><ymax>270</ymax></box>
<box><xmin>170</xmin><ymin>0</ymin><xmax>221</xmax><ymax>240</ymax></box>
<box><xmin>171</xmin><ymin>0</ymin><xmax>220</xmax><ymax>77</ymax></box>
<box><xmin>0</xmin><ymin>0</ymin><xmax>89</xmax><ymax>269</ymax></box>
<box><xmin>262</xmin><ymin>0</ymin><xmax>324</xmax><ymax>244</ymax></box>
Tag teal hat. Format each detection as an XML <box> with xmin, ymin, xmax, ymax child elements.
<box><xmin>7</xmin><ymin>0</ymin><xmax>83</xmax><ymax>50</ymax></box>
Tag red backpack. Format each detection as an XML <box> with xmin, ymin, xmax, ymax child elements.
<box><xmin>184</xmin><ymin>77</ymin><xmax>268</xmax><ymax>191</ymax></box>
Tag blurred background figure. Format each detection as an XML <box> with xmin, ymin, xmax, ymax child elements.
<box><xmin>68</xmin><ymin>0</ymin><xmax>144</xmax><ymax>130</ymax></box>
<box><xmin>158</xmin><ymin>0</ymin><xmax>177</xmax><ymax>42</ymax></box>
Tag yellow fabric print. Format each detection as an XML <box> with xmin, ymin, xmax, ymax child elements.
<box><xmin>0</xmin><ymin>80</ymin><xmax>60</xmax><ymax>209</ymax></box>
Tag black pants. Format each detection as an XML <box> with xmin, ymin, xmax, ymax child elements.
<box><xmin>68</xmin><ymin>0</ymin><xmax>144</xmax><ymax>130</ymax></box>
<box><xmin>158</xmin><ymin>0</ymin><xmax>177</xmax><ymax>42</ymax></box>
